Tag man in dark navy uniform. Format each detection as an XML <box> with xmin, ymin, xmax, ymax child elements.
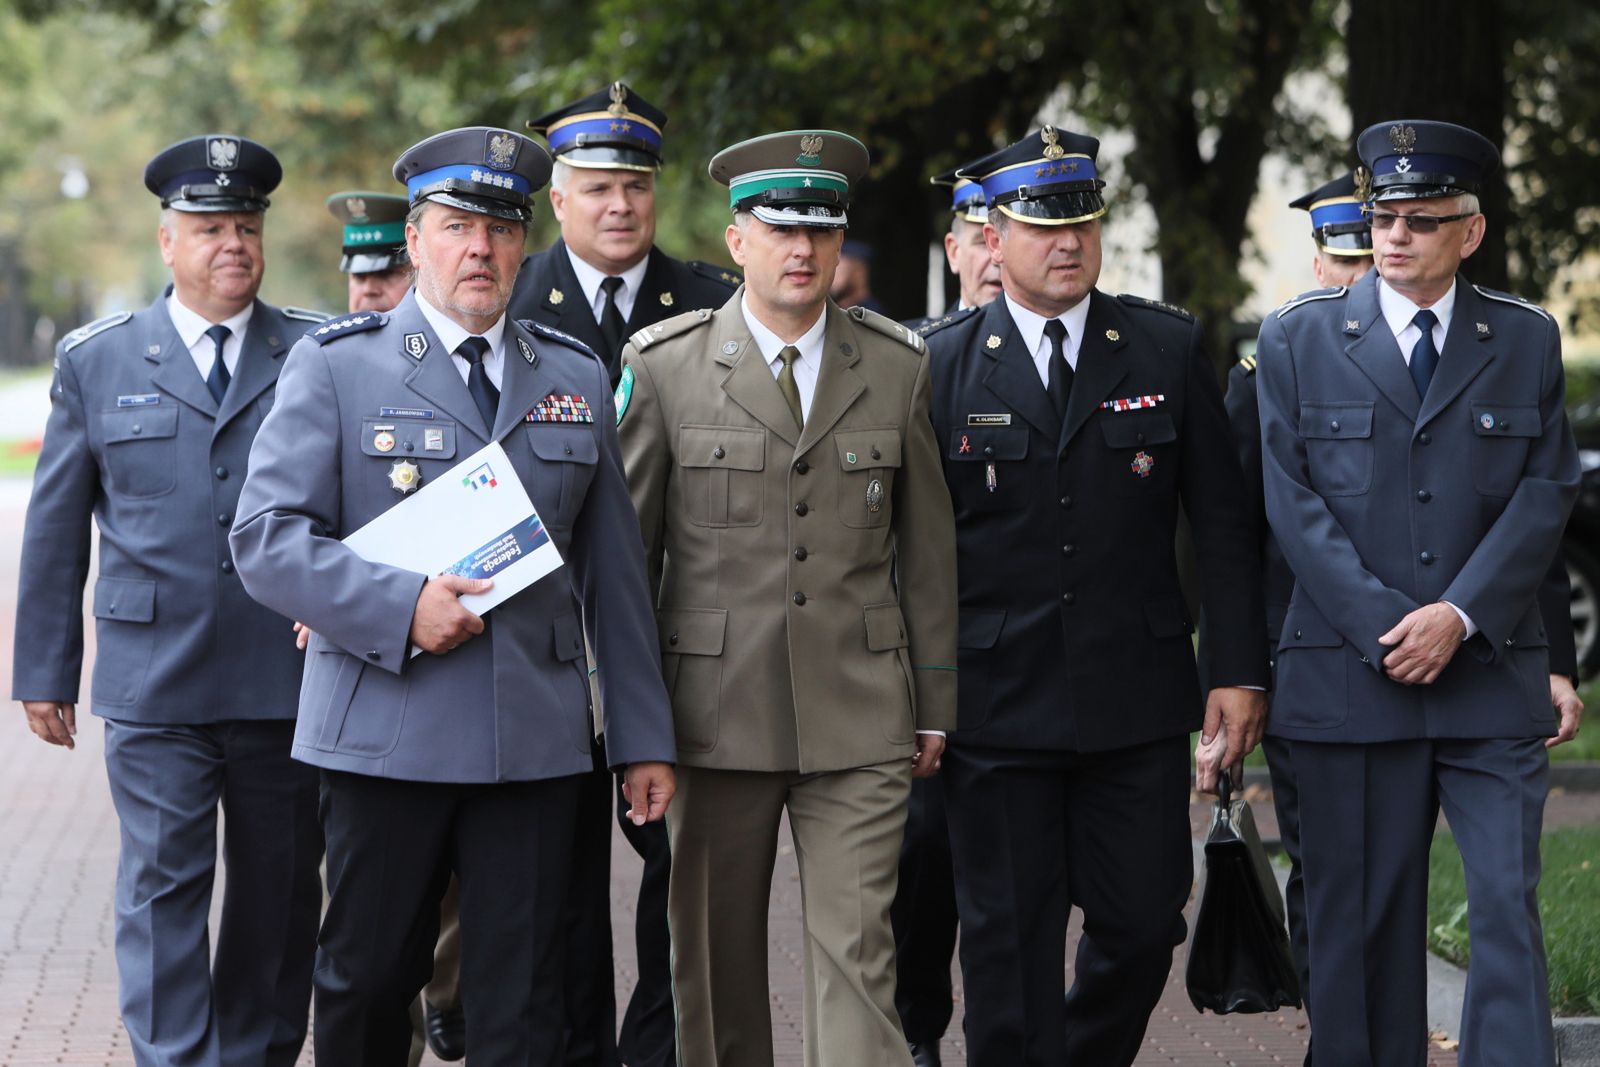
<box><xmin>14</xmin><ymin>134</ymin><xmax>325</xmax><ymax>1067</ymax></box>
<box><xmin>512</xmin><ymin>81</ymin><xmax>739</xmax><ymax>384</ymax></box>
<box><xmin>908</xmin><ymin>164</ymin><xmax>1002</xmax><ymax>336</ymax></box>
<box><xmin>515</xmin><ymin>80</ymin><xmax>734</xmax><ymax>1067</ymax></box>
<box><xmin>922</xmin><ymin>126</ymin><xmax>1267</xmax><ymax>1067</ymax></box>
<box><xmin>1257</xmin><ymin>120</ymin><xmax>1579</xmax><ymax>1065</ymax></box>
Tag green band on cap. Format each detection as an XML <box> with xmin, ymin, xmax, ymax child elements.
<box><xmin>343</xmin><ymin>220</ymin><xmax>407</xmax><ymax>247</ymax></box>
<box><xmin>727</xmin><ymin>170</ymin><xmax>849</xmax><ymax>211</ymax></box>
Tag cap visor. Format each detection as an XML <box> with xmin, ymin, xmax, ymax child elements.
<box><xmin>996</xmin><ymin>191</ymin><xmax>1105</xmax><ymax>225</ymax></box>
<box><xmin>751</xmin><ymin>204</ymin><xmax>847</xmax><ymax>228</ymax></box>
<box><xmin>557</xmin><ymin>146</ymin><xmax>662</xmax><ymax>172</ymax></box>
<box><xmin>421</xmin><ymin>191</ymin><xmax>530</xmax><ymax>222</ymax></box>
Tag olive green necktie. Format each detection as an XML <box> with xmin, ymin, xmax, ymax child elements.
<box><xmin>777</xmin><ymin>345</ymin><xmax>804</xmax><ymax>430</ymax></box>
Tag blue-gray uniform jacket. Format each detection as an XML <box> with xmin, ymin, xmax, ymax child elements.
<box><xmin>923</xmin><ymin>292</ymin><xmax>1268</xmax><ymax>753</ymax></box>
<box><xmin>12</xmin><ymin>292</ymin><xmax>322</xmax><ymax>722</ymax></box>
<box><xmin>229</xmin><ymin>291</ymin><xmax>676</xmax><ymax>783</ymax></box>
<box><xmin>1256</xmin><ymin>271</ymin><xmax>1580</xmax><ymax>742</ymax></box>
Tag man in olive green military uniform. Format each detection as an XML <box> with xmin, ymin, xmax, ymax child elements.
<box><xmin>616</xmin><ymin>130</ymin><xmax>957</xmax><ymax>1067</ymax></box>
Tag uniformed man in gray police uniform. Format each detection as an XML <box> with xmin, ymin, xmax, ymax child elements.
<box><xmin>1257</xmin><ymin>119</ymin><xmax>1580</xmax><ymax>1064</ymax></box>
<box><xmin>229</xmin><ymin>126</ymin><xmax>677</xmax><ymax>1067</ymax></box>
<box><xmin>12</xmin><ymin>134</ymin><xmax>326</xmax><ymax>1067</ymax></box>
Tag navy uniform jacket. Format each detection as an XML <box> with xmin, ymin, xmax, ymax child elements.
<box><xmin>924</xmin><ymin>293</ymin><xmax>1268</xmax><ymax>753</ymax></box>
<box><xmin>1227</xmin><ymin>354</ymin><xmax>1579</xmax><ymax>677</ymax></box>
<box><xmin>229</xmin><ymin>291</ymin><xmax>676</xmax><ymax>783</ymax></box>
<box><xmin>12</xmin><ymin>293</ymin><xmax>321</xmax><ymax>723</ymax></box>
<box><xmin>507</xmin><ymin>240</ymin><xmax>740</xmax><ymax>383</ymax></box>
<box><xmin>1257</xmin><ymin>271</ymin><xmax>1580</xmax><ymax>742</ymax></box>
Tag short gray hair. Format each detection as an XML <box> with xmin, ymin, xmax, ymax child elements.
<box><xmin>1459</xmin><ymin>192</ymin><xmax>1482</xmax><ymax>216</ymax></box>
<box><xmin>550</xmin><ymin>160</ymin><xmax>572</xmax><ymax>193</ymax></box>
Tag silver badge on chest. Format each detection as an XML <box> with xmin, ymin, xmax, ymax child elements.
<box><xmin>866</xmin><ymin>478</ymin><xmax>884</xmax><ymax>513</ymax></box>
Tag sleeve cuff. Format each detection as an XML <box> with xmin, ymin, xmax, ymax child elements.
<box><xmin>1444</xmin><ymin>601</ymin><xmax>1478</xmax><ymax>639</ymax></box>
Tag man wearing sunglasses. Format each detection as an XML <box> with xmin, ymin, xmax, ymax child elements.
<box><xmin>1255</xmin><ymin>120</ymin><xmax>1579</xmax><ymax>1064</ymax></box>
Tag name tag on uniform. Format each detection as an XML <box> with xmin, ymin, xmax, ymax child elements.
<box><xmin>967</xmin><ymin>413</ymin><xmax>1012</xmax><ymax>426</ymax></box>
<box><xmin>380</xmin><ymin>406</ymin><xmax>435</xmax><ymax>419</ymax></box>
<box><xmin>525</xmin><ymin>394</ymin><xmax>594</xmax><ymax>423</ymax></box>
<box><xmin>117</xmin><ymin>394</ymin><xmax>160</xmax><ymax>407</ymax></box>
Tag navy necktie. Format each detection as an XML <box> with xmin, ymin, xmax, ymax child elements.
<box><xmin>204</xmin><ymin>324</ymin><xmax>232</xmax><ymax>404</ymax></box>
<box><xmin>598</xmin><ymin>276</ymin><xmax>626</xmax><ymax>368</ymax></box>
<box><xmin>1044</xmin><ymin>319</ymin><xmax>1072</xmax><ymax>419</ymax></box>
<box><xmin>458</xmin><ymin>336</ymin><xmax>499</xmax><ymax>429</ymax></box>
<box><xmin>1409</xmin><ymin>308</ymin><xmax>1439</xmax><ymax>400</ymax></box>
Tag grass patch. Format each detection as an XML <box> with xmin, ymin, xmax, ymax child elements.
<box><xmin>1429</xmin><ymin>826</ymin><xmax>1600</xmax><ymax>1016</ymax></box>
<box><xmin>0</xmin><ymin>438</ymin><xmax>39</xmax><ymax>478</ymax></box>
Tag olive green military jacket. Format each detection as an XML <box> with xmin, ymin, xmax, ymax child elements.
<box><xmin>617</xmin><ymin>292</ymin><xmax>957</xmax><ymax>773</ymax></box>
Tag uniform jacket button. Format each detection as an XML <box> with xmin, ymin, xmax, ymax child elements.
<box><xmin>669</xmin><ymin>633</ymin><xmax>679</xmax><ymax>645</ymax></box>
<box><xmin>1418</xmin><ymin>432</ymin><xmax>1432</xmax><ymax>445</ymax></box>
<box><xmin>795</xmin><ymin>460</ymin><xmax>809</xmax><ymax>475</ymax></box>
<box><xmin>794</xmin><ymin>501</ymin><xmax>808</xmax><ymax>516</ymax></box>
<box><xmin>217</xmin><ymin>513</ymin><xmax>231</xmax><ymax>525</ymax></box>
<box><xmin>366</xmin><ymin>651</ymin><xmax>381</xmax><ymax>662</ymax></box>
<box><xmin>220</xmin><ymin>560</ymin><xmax>234</xmax><ymax>574</ymax></box>
<box><xmin>1294</xmin><ymin>629</ymin><xmax>1303</xmax><ymax>639</ymax></box>
<box><xmin>214</xmin><ymin>466</ymin><xmax>228</xmax><ymax>479</ymax></box>
<box><xmin>131</xmin><ymin>424</ymin><xmax>142</xmax><ymax>435</ymax></box>
<box><xmin>1420</xmin><ymin>551</ymin><xmax>1434</xmax><ymax>565</ymax></box>
<box><xmin>1330</xmin><ymin>419</ymin><xmax>1340</xmax><ymax>432</ymax></box>
<box><xmin>794</xmin><ymin>547</ymin><xmax>807</xmax><ymax>561</ymax></box>
<box><xmin>713</xmin><ymin>446</ymin><xmax>726</xmax><ymax>459</ymax></box>
<box><xmin>1416</xmin><ymin>490</ymin><xmax>1431</xmax><ymax>502</ymax></box>
<box><xmin>793</xmin><ymin>592</ymin><xmax>807</xmax><ymax>605</ymax></box>
<box><xmin>1061</xmin><ymin>592</ymin><xmax>1076</xmax><ymax>605</ymax></box>
<box><xmin>871</xmin><ymin>447</ymin><xmax>881</xmax><ymax>460</ymax></box>
<box><xmin>983</xmin><ymin>446</ymin><xmax>994</xmax><ymax>457</ymax></box>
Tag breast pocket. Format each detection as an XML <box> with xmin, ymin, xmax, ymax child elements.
<box><xmin>1469</xmin><ymin>403</ymin><xmax>1539</xmax><ymax>498</ymax></box>
<box><xmin>947</xmin><ymin>427</ymin><xmax>1028</xmax><ymax>512</ymax></box>
<box><xmin>100</xmin><ymin>406</ymin><xmax>179</xmax><ymax>499</ymax></box>
<box><xmin>526</xmin><ymin>427</ymin><xmax>600</xmax><ymax>528</ymax></box>
<box><xmin>677</xmin><ymin>426</ymin><xmax>765</xmax><ymax>528</ymax></box>
<box><xmin>1300</xmin><ymin>402</ymin><xmax>1374</xmax><ymax>497</ymax></box>
<box><xmin>834</xmin><ymin>429</ymin><xmax>902</xmax><ymax>529</ymax></box>
<box><xmin>1099</xmin><ymin>411</ymin><xmax>1177</xmax><ymax>497</ymax></box>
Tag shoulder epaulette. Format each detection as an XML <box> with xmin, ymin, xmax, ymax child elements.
<box><xmin>848</xmin><ymin>305</ymin><xmax>926</xmax><ymax>353</ymax></box>
<box><xmin>915</xmin><ymin>305</ymin><xmax>981</xmax><ymax>339</ymax></box>
<box><xmin>629</xmin><ymin>308</ymin><xmax>715</xmax><ymax>352</ymax></box>
<box><xmin>308</xmin><ymin>312</ymin><xmax>386</xmax><ymax>344</ymax></box>
<box><xmin>1273</xmin><ymin>286</ymin><xmax>1345</xmax><ymax>319</ymax></box>
<box><xmin>1118</xmin><ymin>293</ymin><xmax>1194</xmax><ymax>321</ymax></box>
<box><xmin>282</xmin><ymin>306</ymin><xmax>332</xmax><ymax>323</ymax></box>
<box><xmin>688</xmin><ymin>261</ymin><xmax>742</xmax><ymax>290</ymax></box>
<box><xmin>61</xmin><ymin>311</ymin><xmax>133</xmax><ymax>352</ymax></box>
<box><xmin>522</xmin><ymin>319</ymin><xmax>598</xmax><ymax>358</ymax></box>
<box><xmin>1473</xmin><ymin>284</ymin><xmax>1551</xmax><ymax>322</ymax></box>
<box><xmin>1238</xmin><ymin>354</ymin><xmax>1257</xmax><ymax>375</ymax></box>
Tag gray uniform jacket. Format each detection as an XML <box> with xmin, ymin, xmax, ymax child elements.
<box><xmin>1257</xmin><ymin>271</ymin><xmax>1580</xmax><ymax>742</ymax></box>
<box><xmin>12</xmin><ymin>292</ymin><xmax>320</xmax><ymax>723</ymax></box>
<box><xmin>230</xmin><ymin>291</ymin><xmax>675</xmax><ymax>783</ymax></box>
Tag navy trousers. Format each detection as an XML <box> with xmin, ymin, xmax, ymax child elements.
<box><xmin>890</xmin><ymin>775</ymin><xmax>959</xmax><ymax>1047</ymax></box>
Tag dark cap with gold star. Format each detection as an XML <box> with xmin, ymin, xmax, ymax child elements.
<box><xmin>709</xmin><ymin>130</ymin><xmax>869</xmax><ymax>229</ymax></box>
<box><xmin>931</xmin><ymin>161</ymin><xmax>988</xmax><ymax>224</ymax></box>
<box><xmin>326</xmin><ymin>191</ymin><xmax>410</xmax><ymax>274</ymax></box>
<box><xmin>958</xmin><ymin>126</ymin><xmax>1105</xmax><ymax>225</ymax></box>
<box><xmin>527</xmin><ymin>81</ymin><xmax>667</xmax><ymax>172</ymax></box>
<box><xmin>392</xmin><ymin>126</ymin><xmax>552</xmax><ymax>222</ymax></box>
<box><xmin>143</xmin><ymin>134</ymin><xmax>281</xmax><ymax>213</ymax></box>
<box><xmin>1355</xmin><ymin>119</ymin><xmax>1498</xmax><ymax>202</ymax></box>
<box><xmin>1288</xmin><ymin>173</ymin><xmax>1373</xmax><ymax>257</ymax></box>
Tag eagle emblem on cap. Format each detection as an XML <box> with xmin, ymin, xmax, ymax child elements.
<box><xmin>1388</xmin><ymin>124</ymin><xmax>1418</xmax><ymax>153</ymax></box>
<box><xmin>1353</xmin><ymin>165</ymin><xmax>1373</xmax><ymax>202</ymax></box>
<box><xmin>207</xmin><ymin>137</ymin><xmax>240</xmax><ymax>171</ymax></box>
<box><xmin>487</xmin><ymin>132</ymin><xmax>519</xmax><ymax>171</ymax></box>
<box><xmin>1041</xmin><ymin>125</ymin><xmax>1066</xmax><ymax>161</ymax></box>
<box><xmin>346</xmin><ymin>197</ymin><xmax>368</xmax><ymax>222</ymax></box>
<box><xmin>797</xmin><ymin>134</ymin><xmax>825</xmax><ymax>166</ymax></box>
<box><xmin>608</xmin><ymin>81</ymin><xmax>629</xmax><ymax>117</ymax></box>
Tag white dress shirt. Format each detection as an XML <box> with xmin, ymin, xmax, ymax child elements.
<box><xmin>741</xmin><ymin>295</ymin><xmax>825</xmax><ymax>421</ymax></box>
<box><xmin>415</xmin><ymin>292</ymin><xmax>508</xmax><ymax>390</ymax></box>
<box><xmin>166</xmin><ymin>293</ymin><xmax>253</xmax><ymax>384</ymax></box>
<box><xmin>1378</xmin><ymin>277</ymin><xmax>1456</xmax><ymax>364</ymax></box>
<box><xmin>567</xmin><ymin>246</ymin><xmax>650</xmax><ymax>325</ymax></box>
<box><xmin>1003</xmin><ymin>291</ymin><xmax>1092</xmax><ymax>386</ymax></box>
<box><xmin>1376</xmin><ymin>277</ymin><xmax>1476</xmax><ymax>638</ymax></box>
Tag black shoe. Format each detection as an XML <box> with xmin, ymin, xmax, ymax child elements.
<box><xmin>424</xmin><ymin>1003</ymin><xmax>467</xmax><ymax>1062</ymax></box>
<box><xmin>909</xmin><ymin>1042</ymin><xmax>942</xmax><ymax>1067</ymax></box>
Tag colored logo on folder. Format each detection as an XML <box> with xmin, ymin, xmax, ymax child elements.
<box><xmin>463</xmin><ymin>464</ymin><xmax>499</xmax><ymax>490</ymax></box>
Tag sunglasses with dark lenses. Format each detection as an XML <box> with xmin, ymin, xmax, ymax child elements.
<box><xmin>1366</xmin><ymin>211</ymin><xmax>1475</xmax><ymax>234</ymax></box>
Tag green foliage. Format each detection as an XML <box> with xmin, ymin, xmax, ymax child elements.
<box><xmin>1429</xmin><ymin>826</ymin><xmax>1600</xmax><ymax>1016</ymax></box>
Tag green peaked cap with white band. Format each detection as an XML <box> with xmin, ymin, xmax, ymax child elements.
<box><xmin>709</xmin><ymin>130</ymin><xmax>869</xmax><ymax>229</ymax></box>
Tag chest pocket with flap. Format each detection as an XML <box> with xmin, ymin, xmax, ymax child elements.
<box><xmin>835</xmin><ymin>428</ymin><xmax>902</xmax><ymax>529</ymax></box>
<box><xmin>360</xmin><ymin>417</ymin><xmax>458</xmax><ymax>461</ymax></box>
<box><xmin>678</xmin><ymin>425</ymin><xmax>765</xmax><ymax>528</ymax></box>
<box><xmin>101</xmin><ymin>405</ymin><xmax>179</xmax><ymax>498</ymax></box>
<box><xmin>526</xmin><ymin>427</ymin><xmax>599</xmax><ymax>527</ymax></box>
<box><xmin>1300</xmin><ymin>401</ymin><xmax>1374</xmax><ymax>496</ymax></box>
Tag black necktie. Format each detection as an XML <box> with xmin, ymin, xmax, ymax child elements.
<box><xmin>1044</xmin><ymin>319</ymin><xmax>1072</xmax><ymax>419</ymax></box>
<box><xmin>1409</xmin><ymin>308</ymin><xmax>1439</xmax><ymax>400</ymax></box>
<box><xmin>598</xmin><ymin>276</ymin><xmax>626</xmax><ymax>368</ymax></box>
<box><xmin>204</xmin><ymin>324</ymin><xmax>232</xmax><ymax>404</ymax></box>
<box><xmin>458</xmin><ymin>336</ymin><xmax>499</xmax><ymax>429</ymax></box>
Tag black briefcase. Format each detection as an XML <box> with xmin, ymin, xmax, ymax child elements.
<box><xmin>1184</xmin><ymin>769</ymin><xmax>1303</xmax><ymax>1014</ymax></box>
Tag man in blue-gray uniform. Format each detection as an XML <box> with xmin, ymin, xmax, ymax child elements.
<box><xmin>229</xmin><ymin>126</ymin><xmax>677</xmax><ymax>1067</ymax></box>
<box><xmin>13</xmin><ymin>134</ymin><xmax>325</xmax><ymax>1067</ymax></box>
<box><xmin>1256</xmin><ymin>120</ymin><xmax>1579</xmax><ymax>1065</ymax></box>
<box><xmin>922</xmin><ymin>126</ymin><xmax>1268</xmax><ymax>1067</ymax></box>
<box><xmin>514</xmin><ymin>82</ymin><xmax>739</xmax><ymax>384</ymax></box>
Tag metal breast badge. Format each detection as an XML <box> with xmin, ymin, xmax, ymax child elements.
<box><xmin>866</xmin><ymin>478</ymin><xmax>885</xmax><ymax>513</ymax></box>
<box><xmin>389</xmin><ymin>459</ymin><xmax>421</xmax><ymax>494</ymax></box>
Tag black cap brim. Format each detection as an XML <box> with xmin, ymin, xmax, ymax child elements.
<box><xmin>1317</xmin><ymin>226</ymin><xmax>1374</xmax><ymax>254</ymax></box>
<box><xmin>996</xmin><ymin>191</ymin><xmax>1105</xmax><ymax>225</ymax></box>
<box><xmin>341</xmin><ymin>251</ymin><xmax>409</xmax><ymax>274</ymax></box>
<box><xmin>165</xmin><ymin>194</ymin><xmax>270</xmax><ymax>214</ymax></box>
<box><xmin>418</xmin><ymin>190</ymin><xmax>531</xmax><ymax>222</ymax></box>
<box><xmin>556</xmin><ymin>146</ymin><xmax>661</xmax><ymax>172</ymax></box>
